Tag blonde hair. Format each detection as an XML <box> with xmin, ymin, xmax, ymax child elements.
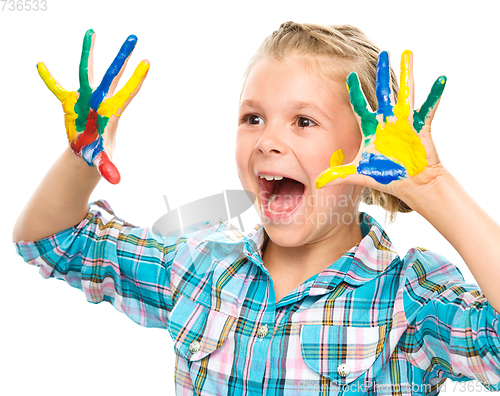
<box><xmin>243</xmin><ymin>21</ymin><xmax>412</xmax><ymax>221</ymax></box>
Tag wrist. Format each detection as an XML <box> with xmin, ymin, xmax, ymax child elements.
<box><xmin>65</xmin><ymin>147</ymin><xmax>102</xmax><ymax>182</ymax></box>
<box><xmin>405</xmin><ymin>167</ymin><xmax>466</xmax><ymax>221</ymax></box>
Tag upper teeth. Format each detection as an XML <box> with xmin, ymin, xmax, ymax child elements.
<box><xmin>259</xmin><ymin>174</ymin><xmax>283</xmax><ymax>181</ymax></box>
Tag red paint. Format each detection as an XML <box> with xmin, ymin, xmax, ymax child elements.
<box><xmin>71</xmin><ymin>110</ymin><xmax>99</xmax><ymax>153</ymax></box>
<box><xmin>95</xmin><ymin>151</ymin><xmax>121</xmax><ymax>184</ymax></box>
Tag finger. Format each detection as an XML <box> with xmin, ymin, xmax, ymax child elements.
<box><xmin>95</xmin><ymin>151</ymin><xmax>121</xmax><ymax>184</ymax></box>
<box><xmin>75</xmin><ymin>29</ymin><xmax>96</xmax><ymax>133</ymax></box>
<box><xmin>316</xmin><ymin>148</ymin><xmax>356</xmax><ymax>188</ymax></box>
<box><xmin>330</xmin><ymin>149</ymin><xmax>345</xmax><ymax>168</ymax></box>
<box><xmin>80</xmin><ymin>136</ymin><xmax>121</xmax><ymax>184</ymax></box>
<box><xmin>88</xmin><ymin>31</ymin><xmax>95</xmax><ymax>88</ymax></box>
<box><xmin>357</xmin><ymin>152</ymin><xmax>407</xmax><ymax>184</ymax></box>
<box><xmin>104</xmin><ymin>35</ymin><xmax>138</xmax><ymax>98</ymax></box>
<box><xmin>346</xmin><ymin>72</ymin><xmax>378</xmax><ymax>144</ymax></box>
<box><xmin>347</xmin><ymin>72</ymin><xmax>373</xmax><ymax>117</ymax></box>
<box><xmin>315</xmin><ymin>164</ymin><xmax>357</xmax><ymax>189</ymax></box>
<box><xmin>97</xmin><ymin>60</ymin><xmax>150</xmax><ymax>118</ymax></box>
<box><xmin>79</xmin><ymin>29</ymin><xmax>94</xmax><ymax>93</ymax></box>
<box><xmin>408</xmin><ymin>51</ymin><xmax>415</xmax><ymax>110</ymax></box>
<box><xmin>375</xmin><ymin>51</ymin><xmax>394</xmax><ymax>121</ymax></box>
<box><xmin>393</xmin><ymin>50</ymin><xmax>412</xmax><ymax>120</ymax></box>
<box><xmin>89</xmin><ymin>34</ymin><xmax>138</xmax><ymax>111</ymax></box>
<box><xmin>107</xmin><ymin>55</ymin><xmax>130</xmax><ymax>97</ymax></box>
<box><xmin>37</xmin><ymin>62</ymin><xmax>76</xmax><ymax>107</ymax></box>
<box><xmin>413</xmin><ymin>76</ymin><xmax>447</xmax><ymax>133</ymax></box>
<box><xmin>316</xmin><ymin>151</ymin><xmax>409</xmax><ymax>190</ymax></box>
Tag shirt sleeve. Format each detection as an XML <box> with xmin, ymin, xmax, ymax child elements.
<box><xmin>401</xmin><ymin>248</ymin><xmax>500</xmax><ymax>391</ymax></box>
<box><xmin>14</xmin><ymin>200</ymin><xmax>174</xmax><ymax>329</ymax></box>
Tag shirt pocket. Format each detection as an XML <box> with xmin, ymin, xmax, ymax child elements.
<box><xmin>167</xmin><ymin>293</ymin><xmax>237</xmax><ymax>361</ymax></box>
<box><xmin>300</xmin><ymin>324</ymin><xmax>387</xmax><ymax>385</ymax></box>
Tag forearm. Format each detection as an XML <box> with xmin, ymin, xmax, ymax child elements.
<box><xmin>408</xmin><ymin>168</ymin><xmax>500</xmax><ymax>312</ymax></box>
<box><xmin>12</xmin><ymin>147</ymin><xmax>102</xmax><ymax>242</ymax></box>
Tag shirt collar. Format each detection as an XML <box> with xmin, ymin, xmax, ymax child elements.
<box><xmin>200</xmin><ymin>212</ymin><xmax>399</xmax><ymax>296</ymax></box>
<box><xmin>195</xmin><ymin>221</ymin><xmax>267</xmax><ymax>266</ymax></box>
<box><xmin>308</xmin><ymin>213</ymin><xmax>399</xmax><ymax>296</ymax></box>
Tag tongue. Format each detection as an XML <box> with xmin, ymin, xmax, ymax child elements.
<box><xmin>269</xmin><ymin>179</ymin><xmax>304</xmax><ymax>213</ymax></box>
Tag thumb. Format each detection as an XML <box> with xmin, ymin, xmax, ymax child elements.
<box><xmin>95</xmin><ymin>151</ymin><xmax>121</xmax><ymax>184</ymax></box>
<box><xmin>80</xmin><ymin>136</ymin><xmax>121</xmax><ymax>184</ymax></box>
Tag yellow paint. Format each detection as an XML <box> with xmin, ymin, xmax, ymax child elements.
<box><xmin>98</xmin><ymin>61</ymin><xmax>150</xmax><ymax>118</ymax></box>
<box><xmin>374</xmin><ymin>51</ymin><xmax>427</xmax><ymax>176</ymax></box>
<box><xmin>315</xmin><ymin>164</ymin><xmax>356</xmax><ymax>189</ymax></box>
<box><xmin>392</xmin><ymin>50</ymin><xmax>411</xmax><ymax>121</ymax></box>
<box><xmin>315</xmin><ymin>148</ymin><xmax>356</xmax><ymax>188</ymax></box>
<box><xmin>37</xmin><ymin>62</ymin><xmax>78</xmax><ymax>142</ymax></box>
<box><xmin>330</xmin><ymin>149</ymin><xmax>345</xmax><ymax>167</ymax></box>
<box><xmin>317</xmin><ymin>50</ymin><xmax>429</xmax><ymax>188</ymax></box>
<box><xmin>374</xmin><ymin>116</ymin><xmax>427</xmax><ymax>176</ymax></box>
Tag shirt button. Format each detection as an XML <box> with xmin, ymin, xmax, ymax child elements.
<box><xmin>337</xmin><ymin>363</ymin><xmax>350</xmax><ymax>377</ymax></box>
<box><xmin>256</xmin><ymin>324</ymin><xmax>269</xmax><ymax>338</ymax></box>
<box><xmin>189</xmin><ymin>340</ymin><xmax>201</xmax><ymax>354</ymax></box>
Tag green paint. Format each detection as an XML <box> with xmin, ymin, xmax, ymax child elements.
<box><xmin>413</xmin><ymin>76</ymin><xmax>446</xmax><ymax>133</ymax></box>
<box><xmin>347</xmin><ymin>72</ymin><xmax>378</xmax><ymax>146</ymax></box>
<box><xmin>75</xmin><ymin>29</ymin><xmax>94</xmax><ymax>132</ymax></box>
<box><xmin>97</xmin><ymin>114</ymin><xmax>110</xmax><ymax>136</ymax></box>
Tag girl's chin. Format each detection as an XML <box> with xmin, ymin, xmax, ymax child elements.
<box><xmin>261</xmin><ymin>228</ymin><xmax>308</xmax><ymax>248</ymax></box>
<box><xmin>260</xmin><ymin>209</ymin><xmax>308</xmax><ymax>228</ymax></box>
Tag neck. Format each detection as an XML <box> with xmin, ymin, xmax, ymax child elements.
<box><xmin>262</xmin><ymin>212</ymin><xmax>364</xmax><ymax>281</ymax></box>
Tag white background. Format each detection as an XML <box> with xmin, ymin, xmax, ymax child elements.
<box><xmin>1</xmin><ymin>0</ymin><xmax>499</xmax><ymax>394</ymax></box>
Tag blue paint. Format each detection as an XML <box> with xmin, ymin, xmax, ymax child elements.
<box><xmin>357</xmin><ymin>152</ymin><xmax>407</xmax><ymax>184</ymax></box>
<box><xmin>89</xmin><ymin>35</ymin><xmax>138</xmax><ymax>110</ymax></box>
<box><xmin>81</xmin><ymin>135</ymin><xmax>104</xmax><ymax>166</ymax></box>
<box><xmin>375</xmin><ymin>51</ymin><xmax>394</xmax><ymax>121</ymax></box>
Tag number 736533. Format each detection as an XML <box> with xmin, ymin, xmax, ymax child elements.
<box><xmin>1</xmin><ymin>0</ymin><xmax>47</xmax><ymax>11</ymax></box>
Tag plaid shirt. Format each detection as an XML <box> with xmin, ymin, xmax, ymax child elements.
<box><xmin>14</xmin><ymin>200</ymin><xmax>500</xmax><ymax>395</ymax></box>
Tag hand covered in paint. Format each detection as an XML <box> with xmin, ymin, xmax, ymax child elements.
<box><xmin>37</xmin><ymin>29</ymin><xmax>150</xmax><ymax>184</ymax></box>
<box><xmin>316</xmin><ymin>50</ymin><xmax>446</xmax><ymax>199</ymax></box>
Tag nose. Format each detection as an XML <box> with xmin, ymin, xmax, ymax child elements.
<box><xmin>255</xmin><ymin>124</ymin><xmax>286</xmax><ymax>156</ymax></box>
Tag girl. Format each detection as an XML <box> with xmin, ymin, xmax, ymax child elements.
<box><xmin>13</xmin><ymin>22</ymin><xmax>500</xmax><ymax>395</ymax></box>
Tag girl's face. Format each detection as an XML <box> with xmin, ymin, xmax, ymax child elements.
<box><xmin>236</xmin><ymin>56</ymin><xmax>363</xmax><ymax>247</ymax></box>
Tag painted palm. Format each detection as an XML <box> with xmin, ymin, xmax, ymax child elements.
<box><xmin>37</xmin><ymin>29</ymin><xmax>150</xmax><ymax>184</ymax></box>
<box><xmin>316</xmin><ymin>50</ymin><xmax>446</xmax><ymax>188</ymax></box>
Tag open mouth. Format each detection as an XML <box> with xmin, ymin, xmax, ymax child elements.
<box><xmin>257</xmin><ymin>175</ymin><xmax>306</xmax><ymax>217</ymax></box>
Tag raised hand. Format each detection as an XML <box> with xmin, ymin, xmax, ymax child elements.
<box><xmin>37</xmin><ymin>29</ymin><xmax>150</xmax><ymax>184</ymax></box>
<box><xmin>315</xmin><ymin>50</ymin><xmax>446</xmax><ymax>196</ymax></box>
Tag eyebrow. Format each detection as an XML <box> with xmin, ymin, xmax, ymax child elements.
<box><xmin>239</xmin><ymin>100</ymin><xmax>258</xmax><ymax>109</ymax></box>
<box><xmin>239</xmin><ymin>100</ymin><xmax>332</xmax><ymax>120</ymax></box>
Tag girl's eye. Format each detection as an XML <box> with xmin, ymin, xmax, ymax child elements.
<box><xmin>245</xmin><ymin>115</ymin><xmax>264</xmax><ymax>125</ymax></box>
<box><xmin>296</xmin><ymin>117</ymin><xmax>317</xmax><ymax>128</ymax></box>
